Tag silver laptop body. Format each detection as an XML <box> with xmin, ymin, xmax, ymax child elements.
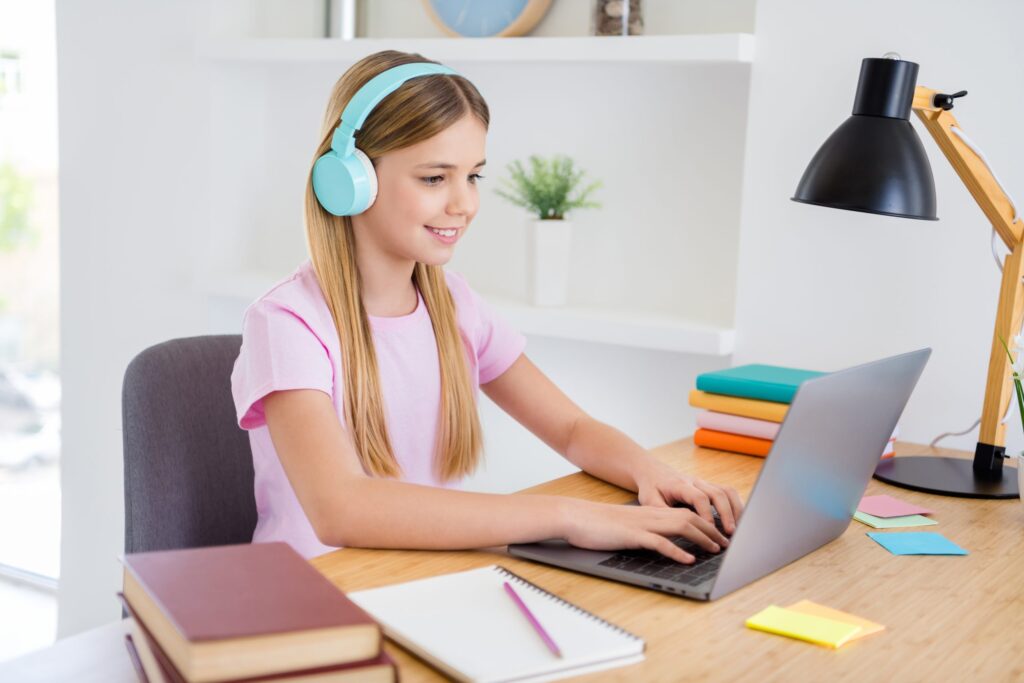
<box><xmin>508</xmin><ymin>348</ymin><xmax>931</xmax><ymax>601</ymax></box>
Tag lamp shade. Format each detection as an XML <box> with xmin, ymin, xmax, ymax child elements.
<box><xmin>792</xmin><ymin>57</ymin><xmax>938</xmax><ymax>220</ymax></box>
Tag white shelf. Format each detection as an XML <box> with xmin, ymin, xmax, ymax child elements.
<box><xmin>197</xmin><ymin>34</ymin><xmax>755</xmax><ymax>64</ymax></box>
<box><xmin>488</xmin><ymin>296</ymin><xmax>734</xmax><ymax>355</ymax></box>
<box><xmin>203</xmin><ymin>271</ymin><xmax>734</xmax><ymax>356</ymax></box>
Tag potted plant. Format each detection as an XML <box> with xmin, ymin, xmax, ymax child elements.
<box><xmin>998</xmin><ymin>334</ymin><xmax>1024</xmax><ymax>501</ymax></box>
<box><xmin>494</xmin><ymin>154</ymin><xmax>602</xmax><ymax>306</ymax></box>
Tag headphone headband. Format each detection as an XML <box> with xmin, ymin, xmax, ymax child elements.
<box><xmin>330</xmin><ymin>62</ymin><xmax>459</xmax><ymax>158</ymax></box>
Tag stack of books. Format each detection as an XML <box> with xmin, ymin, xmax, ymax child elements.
<box><xmin>690</xmin><ymin>364</ymin><xmax>897</xmax><ymax>458</ymax></box>
<box><xmin>120</xmin><ymin>542</ymin><xmax>396</xmax><ymax>683</ymax></box>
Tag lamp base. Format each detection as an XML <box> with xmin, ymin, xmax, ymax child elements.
<box><xmin>873</xmin><ymin>456</ymin><xmax>1019</xmax><ymax>499</ymax></box>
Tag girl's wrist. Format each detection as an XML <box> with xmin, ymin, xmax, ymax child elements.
<box><xmin>628</xmin><ymin>452</ymin><xmax>666</xmax><ymax>492</ymax></box>
<box><xmin>551</xmin><ymin>495</ymin><xmax>586</xmax><ymax>541</ymax></box>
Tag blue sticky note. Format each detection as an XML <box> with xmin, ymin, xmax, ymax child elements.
<box><xmin>867</xmin><ymin>531</ymin><xmax>968</xmax><ymax>556</ymax></box>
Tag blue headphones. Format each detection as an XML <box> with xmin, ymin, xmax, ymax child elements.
<box><xmin>312</xmin><ymin>62</ymin><xmax>459</xmax><ymax>216</ymax></box>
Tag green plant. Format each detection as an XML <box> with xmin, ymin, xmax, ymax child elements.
<box><xmin>998</xmin><ymin>334</ymin><xmax>1024</xmax><ymax>434</ymax></box>
<box><xmin>0</xmin><ymin>161</ymin><xmax>35</xmax><ymax>252</ymax></box>
<box><xmin>494</xmin><ymin>154</ymin><xmax>602</xmax><ymax>220</ymax></box>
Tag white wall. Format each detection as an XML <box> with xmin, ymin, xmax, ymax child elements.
<box><xmin>55</xmin><ymin>0</ymin><xmax>212</xmax><ymax>637</ymax></box>
<box><xmin>734</xmin><ymin>0</ymin><xmax>1024</xmax><ymax>456</ymax></box>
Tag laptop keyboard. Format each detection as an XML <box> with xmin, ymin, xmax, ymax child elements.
<box><xmin>597</xmin><ymin>515</ymin><xmax>728</xmax><ymax>587</ymax></box>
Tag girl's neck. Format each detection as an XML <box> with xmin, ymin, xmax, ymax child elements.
<box><xmin>357</xmin><ymin>255</ymin><xmax>419</xmax><ymax>318</ymax></box>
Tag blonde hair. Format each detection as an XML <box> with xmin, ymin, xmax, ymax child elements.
<box><xmin>304</xmin><ymin>50</ymin><xmax>489</xmax><ymax>482</ymax></box>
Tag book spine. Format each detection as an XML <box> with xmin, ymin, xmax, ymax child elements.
<box><xmin>694</xmin><ymin>429</ymin><xmax>772</xmax><ymax>457</ymax></box>
<box><xmin>696</xmin><ymin>376</ymin><xmax>798</xmax><ymax>404</ymax></box>
<box><xmin>696</xmin><ymin>411</ymin><xmax>781</xmax><ymax>440</ymax></box>
<box><xmin>688</xmin><ymin>390</ymin><xmax>788</xmax><ymax>423</ymax></box>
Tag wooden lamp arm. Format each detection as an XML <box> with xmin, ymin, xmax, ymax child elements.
<box><xmin>912</xmin><ymin>85</ymin><xmax>1023</xmax><ymax>458</ymax></box>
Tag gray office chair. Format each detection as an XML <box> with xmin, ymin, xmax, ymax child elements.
<box><xmin>122</xmin><ymin>335</ymin><xmax>256</xmax><ymax>555</ymax></box>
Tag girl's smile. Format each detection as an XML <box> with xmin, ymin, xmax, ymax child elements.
<box><xmin>424</xmin><ymin>225</ymin><xmax>462</xmax><ymax>244</ymax></box>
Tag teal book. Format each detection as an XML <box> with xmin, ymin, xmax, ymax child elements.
<box><xmin>696</xmin><ymin>364</ymin><xmax>826</xmax><ymax>404</ymax></box>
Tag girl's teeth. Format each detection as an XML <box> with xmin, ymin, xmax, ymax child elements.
<box><xmin>430</xmin><ymin>228</ymin><xmax>456</xmax><ymax>237</ymax></box>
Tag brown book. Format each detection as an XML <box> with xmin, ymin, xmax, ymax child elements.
<box><xmin>123</xmin><ymin>609</ymin><xmax>396</xmax><ymax>683</ymax></box>
<box><xmin>125</xmin><ymin>633</ymin><xmax>150</xmax><ymax>683</ymax></box>
<box><xmin>121</xmin><ymin>542</ymin><xmax>380</xmax><ymax>683</ymax></box>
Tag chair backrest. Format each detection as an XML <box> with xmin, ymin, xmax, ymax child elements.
<box><xmin>123</xmin><ymin>334</ymin><xmax>256</xmax><ymax>554</ymax></box>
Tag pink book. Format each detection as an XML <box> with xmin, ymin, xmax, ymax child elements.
<box><xmin>696</xmin><ymin>411</ymin><xmax>899</xmax><ymax>445</ymax></box>
<box><xmin>696</xmin><ymin>411</ymin><xmax>780</xmax><ymax>440</ymax></box>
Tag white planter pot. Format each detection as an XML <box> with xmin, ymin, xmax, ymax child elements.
<box><xmin>528</xmin><ymin>218</ymin><xmax>572</xmax><ymax>307</ymax></box>
<box><xmin>1017</xmin><ymin>454</ymin><xmax>1024</xmax><ymax>503</ymax></box>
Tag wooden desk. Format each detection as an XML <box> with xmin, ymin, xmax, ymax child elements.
<box><xmin>312</xmin><ymin>439</ymin><xmax>1023</xmax><ymax>682</ymax></box>
<box><xmin>2</xmin><ymin>440</ymin><xmax>1020</xmax><ymax>682</ymax></box>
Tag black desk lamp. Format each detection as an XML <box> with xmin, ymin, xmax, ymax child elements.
<box><xmin>792</xmin><ymin>54</ymin><xmax>1020</xmax><ymax>499</ymax></box>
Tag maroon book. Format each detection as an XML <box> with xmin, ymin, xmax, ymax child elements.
<box><xmin>121</xmin><ymin>542</ymin><xmax>381</xmax><ymax>682</ymax></box>
<box><xmin>124</xmin><ymin>633</ymin><xmax>150</xmax><ymax>683</ymax></box>
<box><xmin>121</xmin><ymin>595</ymin><xmax>398</xmax><ymax>683</ymax></box>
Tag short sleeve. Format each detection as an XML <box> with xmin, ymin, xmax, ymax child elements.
<box><xmin>230</xmin><ymin>300</ymin><xmax>334</xmax><ymax>430</ymax></box>
<box><xmin>464</xmin><ymin>284</ymin><xmax>527</xmax><ymax>385</ymax></box>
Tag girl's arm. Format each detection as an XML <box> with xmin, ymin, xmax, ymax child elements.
<box><xmin>263</xmin><ymin>388</ymin><xmax>729</xmax><ymax>564</ymax></box>
<box><xmin>481</xmin><ymin>354</ymin><xmax>745</xmax><ymax>533</ymax></box>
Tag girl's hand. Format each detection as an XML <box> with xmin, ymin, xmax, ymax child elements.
<box><xmin>560</xmin><ymin>498</ymin><xmax>731</xmax><ymax>565</ymax></box>
<box><xmin>632</xmin><ymin>459</ymin><xmax>745</xmax><ymax>534</ymax></box>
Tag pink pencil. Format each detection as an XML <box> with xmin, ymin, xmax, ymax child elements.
<box><xmin>503</xmin><ymin>581</ymin><xmax>563</xmax><ymax>658</ymax></box>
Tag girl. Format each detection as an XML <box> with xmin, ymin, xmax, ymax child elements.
<box><xmin>230</xmin><ymin>50</ymin><xmax>743</xmax><ymax>565</ymax></box>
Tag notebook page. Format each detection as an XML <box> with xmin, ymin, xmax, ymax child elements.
<box><xmin>349</xmin><ymin>565</ymin><xmax>645</xmax><ymax>683</ymax></box>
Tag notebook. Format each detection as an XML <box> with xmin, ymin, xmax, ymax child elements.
<box><xmin>348</xmin><ymin>565</ymin><xmax>645</xmax><ymax>683</ymax></box>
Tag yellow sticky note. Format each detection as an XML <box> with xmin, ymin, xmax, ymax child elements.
<box><xmin>745</xmin><ymin>605</ymin><xmax>862</xmax><ymax>648</ymax></box>
<box><xmin>786</xmin><ymin>600</ymin><xmax>885</xmax><ymax>641</ymax></box>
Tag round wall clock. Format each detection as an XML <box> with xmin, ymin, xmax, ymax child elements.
<box><xmin>422</xmin><ymin>0</ymin><xmax>553</xmax><ymax>38</ymax></box>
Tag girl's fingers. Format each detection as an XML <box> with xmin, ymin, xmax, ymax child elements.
<box><xmin>677</xmin><ymin>511</ymin><xmax>730</xmax><ymax>549</ymax></box>
<box><xmin>695</xmin><ymin>481</ymin><xmax>736</xmax><ymax>534</ymax></box>
<box><xmin>676</xmin><ymin>482</ymin><xmax>714</xmax><ymax>524</ymax></box>
<box><xmin>724</xmin><ymin>485</ymin><xmax>745</xmax><ymax>520</ymax></box>
<box><xmin>641</xmin><ymin>533</ymin><xmax>694</xmax><ymax>564</ymax></box>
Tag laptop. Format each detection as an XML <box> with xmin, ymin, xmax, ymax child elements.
<box><xmin>508</xmin><ymin>348</ymin><xmax>931</xmax><ymax>601</ymax></box>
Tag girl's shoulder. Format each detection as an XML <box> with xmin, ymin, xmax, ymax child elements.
<box><xmin>442</xmin><ymin>268</ymin><xmax>485</xmax><ymax>319</ymax></box>
<box><xmin>243</xmin><ymin>260</ymin><xmax>332</xmax><ymax>331</ymax></box>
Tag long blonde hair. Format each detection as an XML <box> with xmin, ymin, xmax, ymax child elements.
<box><xmin>304</xmin><ymin>50</ymin><xmax>488</xmax><ymax>483</ymax></box>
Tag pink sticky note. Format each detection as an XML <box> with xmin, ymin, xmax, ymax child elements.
<box><xmin>858</xmin><ymin>494</ymin><xmax>933</xmax><ymax>518</ymax></box>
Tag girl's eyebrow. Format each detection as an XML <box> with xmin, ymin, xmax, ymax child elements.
<box><xmin>415</xmin><ymin>159</ymin><xmax>487</xmax><ymax>169</ymax></box>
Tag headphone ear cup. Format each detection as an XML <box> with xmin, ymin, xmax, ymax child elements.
<box><xmin>312</xmin><ymin>147</ymin><xmax>378</xmax><ymax>216</ymax></box>
<box><xmin>352</xmin><ymin>148</ymin><xmax>378</xmax><ymax>212</ymax></box>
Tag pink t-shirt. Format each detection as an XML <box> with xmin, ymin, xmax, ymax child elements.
<box><xmin>230</xmin><ymin>259</ymin><xmax>526</xmax><ymax>559</ymax></box>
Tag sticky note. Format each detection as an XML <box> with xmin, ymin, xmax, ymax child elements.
<box><xmin>745</xmin><ymin>605</ymin><xmax>862</xmax><ymax>648</ymax></box>
<box><xmin>867</xmin><ymin>531</ymin><xmax>967</xmax><ymax>555</ymax></box>
<box><xmin>785</xmin><ymin>600</ymin><xmax>885</xmax><ymax>641</ymax></box>
<box><xmin>853</xmin><ymin>511</ymin><xmax>937</xmax><ymax>529</ymax></box>
<box><xmin>858</xmin><ymin>494</ymin><xmax>933</xmax><ymax>518</ymax></box>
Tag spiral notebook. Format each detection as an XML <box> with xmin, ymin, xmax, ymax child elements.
<box><xmin>348</xmin><ymin>564</ymin><xmax>646</xmax><ymax>683</ymax></box>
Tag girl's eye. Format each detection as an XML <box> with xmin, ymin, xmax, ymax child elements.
<box><xmin>420</xmin><ymin>174</ymin><xmax>486</xmax><ymax>186</ymax></box>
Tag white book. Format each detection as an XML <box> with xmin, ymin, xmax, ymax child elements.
<box><xmin>348</xmin><ymin>565</ymin><xmax>645</xmax><ymax>683</ymax></box>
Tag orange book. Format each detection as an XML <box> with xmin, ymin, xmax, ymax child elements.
<box><xmin>694</xmin><ymin>428</ymin><xmax>772</xmax><ymax>457</ymax></box>
<box><xmin>695</xmin><ymin>429</ymin><xmax>897</xmax><ymax>460</ymax></box>
<box><xmin>688</xmin><ymin>389</ymin><xmax>788</xmax><ymax>423</ymax></box>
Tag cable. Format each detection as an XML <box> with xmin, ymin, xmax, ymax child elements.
<box><xmin>949</xmin><ymin>125</ymin><xmax>1020</xmax><ymax>224</ymax></box>
<box><xmin>930</xmin><ymin>417</ymin><xmax>980</xmax><ymax>448</ymax></box>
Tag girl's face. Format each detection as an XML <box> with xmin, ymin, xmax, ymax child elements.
<box><xmin>352</xmin><ymin>113</ymin><xmax>487</xmax><ymax>269</ymax></box>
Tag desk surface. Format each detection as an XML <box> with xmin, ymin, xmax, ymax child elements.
<box><xmin>2</xmin><ymin>440</ymin><xmax>1021</xmax><ymax>682</ymax></box>
<box><xmin>312</xmin><ymin>439</ymin><xmax>1023</xmax><ymax>682</ymax></box>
